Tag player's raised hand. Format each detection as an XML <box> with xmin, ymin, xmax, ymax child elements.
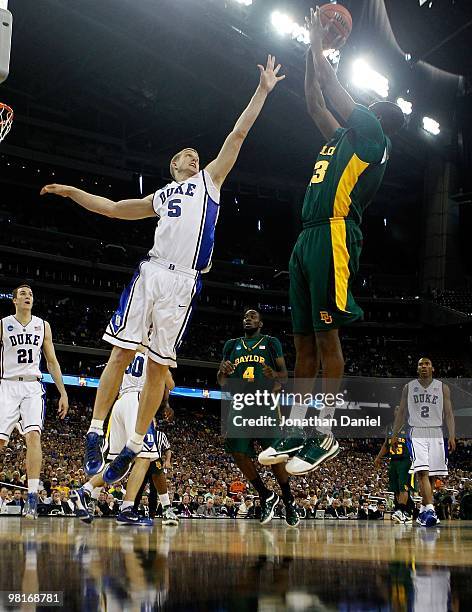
<box><xmin>448</xmin><ymin>437</ymin><xmax>456</xmax><ymax>452</ymax></box>
<box><xmin>307</xmin><ymin>6</ymin><xmax>345</xmax><ymax>52</ymax></box>
<box><xmin>219</xmin><ymin>360</ymin><xmax>235</xmax><ymax>376</ymax></box>
<box><xmin>40</xmin><ymin>183</ymin><xmax>73</xmax><ymax>198</ymax></box>
<box><xmin>258</xmin><ymin>55</ymin><xmax>285</xmax><ymax>94</ymax></box>
<box><xmin>57</xmin><ymin>394</ymin><xmax>69</xmax><ymax>419</ymax></box>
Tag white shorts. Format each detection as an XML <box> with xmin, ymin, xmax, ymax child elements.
<box><xmin>0</xmin><ymin>380</ymin><xmax>45</xmax><ymax>441</ymax></box>
<box><xmin>103</xmin><ymin>257</ymin><xmax>202</xmax><ymax>367</ymax></box>
<box><xmin>408</xmin><ymin>427</ymin><xmax>448</xmax><ymax>476</ymax></box>
<box><xmin>107</xmin><ymin>391</ymin><xmax>159</xmax><ymax>460</ymax></box>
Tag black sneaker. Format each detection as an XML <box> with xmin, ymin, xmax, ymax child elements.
<box><xmin>260</xmin><ymin>493</ymin><xmax>280</xmax><ymax>525</ymax></box>
<box><xmin>284</xmin><ymin>502</ymin><xmax>300</xmax><ymax>527</ymax></box>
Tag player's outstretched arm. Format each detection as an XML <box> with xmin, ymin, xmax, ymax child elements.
<box><xmin>40</xmin><ymin>184</ymin><xmax>155</xmax><ymax>220</ymax></box>
<box><xmin>42</xmin><ymin>321</ymin><xmax>69</xmax><ymax>419</ymax></box>
<box><xmin>305</xmin><ymin>48</ymin><xmax>340</xmax><ymax>140</ymax></box>
<box><xmin>443</xmin><ymin>384</ymin><xmax>456</xmax><ymax>451</ymax></box>
<box><xmin>374</xmin><ymin>440</ymin><xmax>388</xmax><ymax>468</ymax></box>
<box><xmin>206</xmin><ymin>55</ymin><xmax>285</xmax><ymax>190</ymax></box>
<box><xmin>307</xmin><ymin>7</ymin><xmax>355</xmax><ymax>122</ymax></box>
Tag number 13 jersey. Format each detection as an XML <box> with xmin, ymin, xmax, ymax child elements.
<box><xmin>0</xmin><ymin>315</ymin><xmax>44</xmax><ymax>379</ymax></box>
<box><xmin>407</xmin><ymin>379</ymin><xmax>444</xmax><ymax>428</ymax></box>
<box><xmin>149</xmin><ymin>169</ymin><xmax>220</xmax><ymax>273</ymax></box>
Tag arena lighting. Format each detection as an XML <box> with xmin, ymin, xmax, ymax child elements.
<box><xmin>351</xmin><ymin>59</ymin><xmax>389</xmax><ymax>98</ymax></box>
<box><xmin>423</xmin><ymin>116</ymin><xmax>440</xmax><ymax>135</ymax></box>
<box><xmin>271</xmin><ymin>10</ymin><xmax>309</xmax><ymax>44</ymax></box>
<box><xmin>232</xmin><ymin>0</ymin><xmax>252</xmax><ymax>5</ymax></box>
<box><xmin>396</xmin><ymin>97</ymin><xmax>412</xmax><ymax>115</ymax></box>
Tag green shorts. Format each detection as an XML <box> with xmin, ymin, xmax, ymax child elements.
<box><xmin>289</xmin><ymin>219</ymin><xmax>363</xmax><ymax>333</ymax></box>
<box><xmin>224</xmin><ymin>437</ymin><xmax>277</xmax><ymax>458</ymax></box>
<box><xmin>388</xmin><ymin>459</ymin><xmax>412</xmax><ymax>493</ymax></box>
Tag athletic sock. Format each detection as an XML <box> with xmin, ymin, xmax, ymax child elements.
<box><xmin>420</xmin><ymin>505</ymin><xmax>426</xmax><ymax>513</ymax></box>
<box><xmin>120</xmin><ymin>500</ymin><xmax>134</xmax><ymax>511</ymax></box>
<box><xmin>83</xmin><ymin>482</ymin><xmax>94</xmax><ymax>495</ymax></box>
<box><xmin>159</xmin><ymin>493</ymin><xmax>171</xmax><ymax>509</ymax></box>
<box><xmin>250</xmin><ymin>476</ymin><xmax>271</xmax><ymax>502</ymax></box>
<box><xmin>91</xmin><ymin>487</ymin><xmax>102</xmax><ymax>501</ymax></box>
<box><xmin>425</xmin><ymin>503</ymin><xmax>435</xmax><ymax>512</ymax></box>
<box><xmin>28</xmin><ymin>479</ymin><xmax>39</xmax><ymax>494</ymax></box>
<box><xmin>280</xmin><ymin>481</ymin><xmax>294</xmax><ymax>506</ymax></box>
<box><xmin>88</xmin><ymin>419</ymin><xmax>104</xmax><ymax>435</ymax></box>
<box><xmin>288</xmin><ymin>403</ymin><xmax>308</xmax><ymax>422</ymax></box>
<box><xmin>126</xmin><ymin>433</ymin><xmax>144</xmax><ymax>454</ymax></box>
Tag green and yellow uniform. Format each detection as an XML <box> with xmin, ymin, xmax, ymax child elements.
<box><xmin>222</xmin><ymin>334</ymin><xmax>283</xmax><ymax>457</ymax></box>
<box><xmin>386</xmin><ymin>425</ymin><xmax>413</xmax><ymax>493</ymax></box>
<box><xmin>290</xmin><ymin>104</ymin><xmax>391</xmax><ymax>332</ymax></box>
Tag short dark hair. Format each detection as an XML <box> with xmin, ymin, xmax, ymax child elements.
<box><xmin>12</xmin><ymin>284</ymin><xmax>32</xmax><ymax>299</ymax></box>
<box><xmin>244</xmin><ymin>308</ymin><xmax>262</xmax><ymax>319</ymax></box>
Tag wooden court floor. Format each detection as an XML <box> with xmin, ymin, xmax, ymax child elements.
<box><xmin>0</xmin><ymin>518</ymin><xmax>470</xmax><ymax>610</ymax></box>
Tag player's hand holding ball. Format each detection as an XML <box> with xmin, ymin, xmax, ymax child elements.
<box><xmin>308</xmin><ymin>5</ymin><xmax>352</xmax><ymax>51</ymax></box>
<box><xmin>258</xmin><ymin>55</ymin><xmax>285</xmax><ymax>94</ymax></box>
<box><xmin>40</xmin><ymin>183</ymin><xmax>74</xmax><ymax>198</ymax></box>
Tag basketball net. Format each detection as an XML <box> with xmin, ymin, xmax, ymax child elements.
<box><xmin>0</xmin><ymin>103</ymin><xmax>13</xmax><ymax>142</ymax></box>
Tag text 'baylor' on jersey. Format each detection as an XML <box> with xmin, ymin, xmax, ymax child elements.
<box><xmin>222</xmin><ymin>335</ymin><xmax>282</xmax><ymax>386</ymax></box>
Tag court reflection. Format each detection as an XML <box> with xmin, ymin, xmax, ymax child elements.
<box><xmin>0</xmin><ymin>519</ymin><xmax>470</xmax><ymax>610</ymax></box>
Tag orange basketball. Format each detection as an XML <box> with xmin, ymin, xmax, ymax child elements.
<box><xmin>319</xmin><ymin>3</ymin><xmax>352</xmax><ymax>50</ymax></box>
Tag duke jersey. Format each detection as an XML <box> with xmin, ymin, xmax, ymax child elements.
<box><xmin>0</xmin><ymin>315</ymin><xmax>44</xmax><ymax>379</ymax></box>
<box><xmin>149</xmin><ymin>169</ymin><xmax>220</xmax><ymax>272</ymax></box>
<box><xmin>302</xmin><ymin>104</ymin><xmax>390</xmax><ymax>227</ymax></box>
<box><xmin>120</xmin><ymin>353</ymin><xmax>147</xmax><ymax>394</ymax></box>
<box><xmin>407</xmin><ymin>379</ymin><xmax>444</xmax><ymax>427</ymax></box>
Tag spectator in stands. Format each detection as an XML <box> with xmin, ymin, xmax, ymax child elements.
<box><xmin>109</xmin><ymin>483</ymin><xmax>125</xmax><ymax>501</ymax></box>
<box><xmin>178</xmin><ymin>494</ymin><xmax>193</xmax><ymax>518</ymax></box>
<box><xmin>197</xmin><ymin>497</ymin><xmax>218</xmax><ymax>517</ymax></box>
<box><xmin>7</xmin><ymin>489</ymin><xmax>24</xmax><ymax>510</ymax></box>
<box><xmin>220</xmin><ymin>497</ymin><xmax>237</xmax><ymax>518</ymax></box>
<box><xmin>0</xmin><ymin>487</ymin><xmax>10</xmax><ymax>510</ymax></box>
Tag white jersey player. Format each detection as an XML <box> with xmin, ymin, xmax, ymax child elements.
<box><xmin>41</xmin><ymin>55</ymin><xmax>286</xmax><ymax>485</ymax></box>
<box><xmin>0</xmin><ymin>285</ymin><xmax>69</xmax><ymax>519</ymax></box>
<box><xmin>72</xmin><ymin>349</ymin><xmax>177</xmax><ymax>526</ymax></box>
<box><xmin>393</xmin><ymin>357</ymin><xmax>455</xmax><ymax>527</ymax></box>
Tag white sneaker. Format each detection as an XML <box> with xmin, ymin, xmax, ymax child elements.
<box><xmin>162</xmin><ymin>507</ymin><xmax>179</xmax><ymax>526</ymax></box>
<box><xmin>392</xmin><ymin>510</ymin><xmax>404</xmax><ymax>524</ymax></box>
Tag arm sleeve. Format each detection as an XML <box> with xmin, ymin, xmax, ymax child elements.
<box><xmin>346</xmin><ymin>104</ymin><xmax>386</xmax><ymax>163</ymax></box>
<box><xmin>270</xmin><ymin>337</ymin><xmax>284</xmax><ymax>359</ymax></box>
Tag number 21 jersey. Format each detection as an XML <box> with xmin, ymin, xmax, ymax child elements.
<box><xmin>0</xmin><ymin>315</ymin><xmax>44</xmax><ymax>379</ymax></box>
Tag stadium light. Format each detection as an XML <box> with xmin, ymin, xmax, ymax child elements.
<box><xmin>271</xmin><ymin>11</ymin><xmax>309</xmax><ymax>44</ymax></box>
<box><xmin>396</xmin><ymin>97</ymin><xmax>412</xmax><ymax>115</ymax></box>
<box><xmin>233</xmin><ymin>0</ymin><xmax>253</xmax><ymax>6</ymax></box>
<box><xmin>351</xmin><ymin>59</ymin><xmax>389</xmax><ymax>98</ymax></box>
<box><xmin>423</xmin><ymin>116</ymin><xmax>440</xmax><ymax>135</ymax></box>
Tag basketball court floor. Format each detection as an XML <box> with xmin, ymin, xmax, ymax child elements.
<box><xmin>0</xmin><ymin>518</ymin><xmax>470</xmax><ymax>610</ymax></box>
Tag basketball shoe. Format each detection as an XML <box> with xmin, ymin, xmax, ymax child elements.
<box><xmin>285</xmin><ymin>434</ymin><xmax>340</xmax><ymax>475</ymax></box>
<box><xmin>103</xmin><ymin>446</ymin><xmax>137</xmax><ymax>484</ymax></box>
<box><xmin>116</xmin><ymin>507</ymin><xmax>153</xmax><ymax>526</ymax></box>
<box><xmin>260</xmin><ymin>492</ymin><xmax>280</xmax><ymax>525</ymax></box>
<box><xmin>84</xmin><ymin>432</ymin><xmax>107</xmax><ymax>476</ymax></box>
<box><xmin>23</xmin><ymin>492</ymin><xmax>38</xmax><ymax>520</ymax></box>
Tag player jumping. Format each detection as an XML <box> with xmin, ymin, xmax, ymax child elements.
<box><xmin>392</xmin><ymin>357</ymin><xmax>455</xmax><ymax>527</ymax></box>
<box><xmin>0</xmin><ymin>285</ymin><xmax>68</xmax><ymax>518</ymax></box>
<box><xmin>260</xmin><ymin>8</ymin><xmax>405</xmax><ymax>475</ymax></box>
<box><xmin>41</xmin><ymin>55</ymin><xmax>285</xmax><ymax>485</ymax></box>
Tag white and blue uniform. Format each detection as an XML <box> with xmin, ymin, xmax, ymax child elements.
<box><xmin>107</xmin><ymin>353</ymin><xmax>159</xmax><ymax>460</ymax></box>
<box><xmin>103</xmin><ymin>170</ymin><xmax>220</xmax><ymax>366</ymax></box>
<box><xmin>0</xmin><ymin>315</ymin><xmax>46</xmax><ymax>440</ymax></box>
<box><xmin>407</xmin><ymin>379</ymin><xmax>448</xmax><ymax>476</ymax></box>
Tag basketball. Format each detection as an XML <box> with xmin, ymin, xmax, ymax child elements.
<box><xmin>319</xmin><ymin>3</ymin><xmax>352</xmax><ymax>49</ymax></box>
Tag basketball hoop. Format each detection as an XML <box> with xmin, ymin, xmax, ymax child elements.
<box><xmin>0</xmin><ymin>102</ymin><xmax>13</xmax><ymax>142</ymax></box>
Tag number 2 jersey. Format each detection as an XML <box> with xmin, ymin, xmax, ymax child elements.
<box><xmin>0</xmin><ymin>315</ymin><xmax>44</xmax><ymax>379</ymax></box>
<box><xmin>302</xmin><ymin>104</ymin><xmax>391</xmax><ymax>228</ymax></box>
<box><xmin>407</xmin><ymin>379</ymin><xmax>444</xmax><ymax>428</ymax></box>
<box><xmin>149</xmin><ymin>169</ymin><xmax>220</xmax><ymax>273</ymax></box>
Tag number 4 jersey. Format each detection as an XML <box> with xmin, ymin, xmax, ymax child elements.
<box><xmin>0</xmin><ymin>315</ymin><xmax>44</xmax><ymax>379</ymax></box>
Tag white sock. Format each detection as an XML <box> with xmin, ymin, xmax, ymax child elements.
<box><xmin>83</xmin><ymin>482</ymin><xmax>94</xmax><ymax>495</ymax></box>
<box><xmin>88</xmin><ymin>419</ymin><xmax>104</xmax><ymax>435</ymax></box>
<box><xmin>420</xmin><ymin>505</ymin><xmax>426</xmax><ymax>513</ymax></box>
<box><xmin>91</xmin><ymin>487</ymin><xmax>102</xmax><ymax>501</ymax></box>
<box><xmin>289</xmin><ymin>403</ymin><xmax>308</xmax><ymax>421</ymax></box>
<box><xmin>159</xmin><ymin>493</ymin><xmax>170</xmax><ymax>509</ymax></box>
<box><xmin>425</xmin><ymin>503</ymin><xmax>435</xmax><ymax>511</ymax></box>
<box><xmin>28</xmin><ymin>479</ymin><xmax>39</xmax><ymax>494</ymax></box>
<box><xmin>121</xmin><ymin>500</ymin><xmax>134</xmax><ymax>511</ymax></box>
<box><xmin>126</xmin><ymin>433</ymin><xmax>144</xmax><ymax>454</ymax></box>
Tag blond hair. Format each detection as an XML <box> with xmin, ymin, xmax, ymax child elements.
<box><xmin>169</xmin><ymin>148</ymin><xmax>198</xmax><ymax>180</ymax></box>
